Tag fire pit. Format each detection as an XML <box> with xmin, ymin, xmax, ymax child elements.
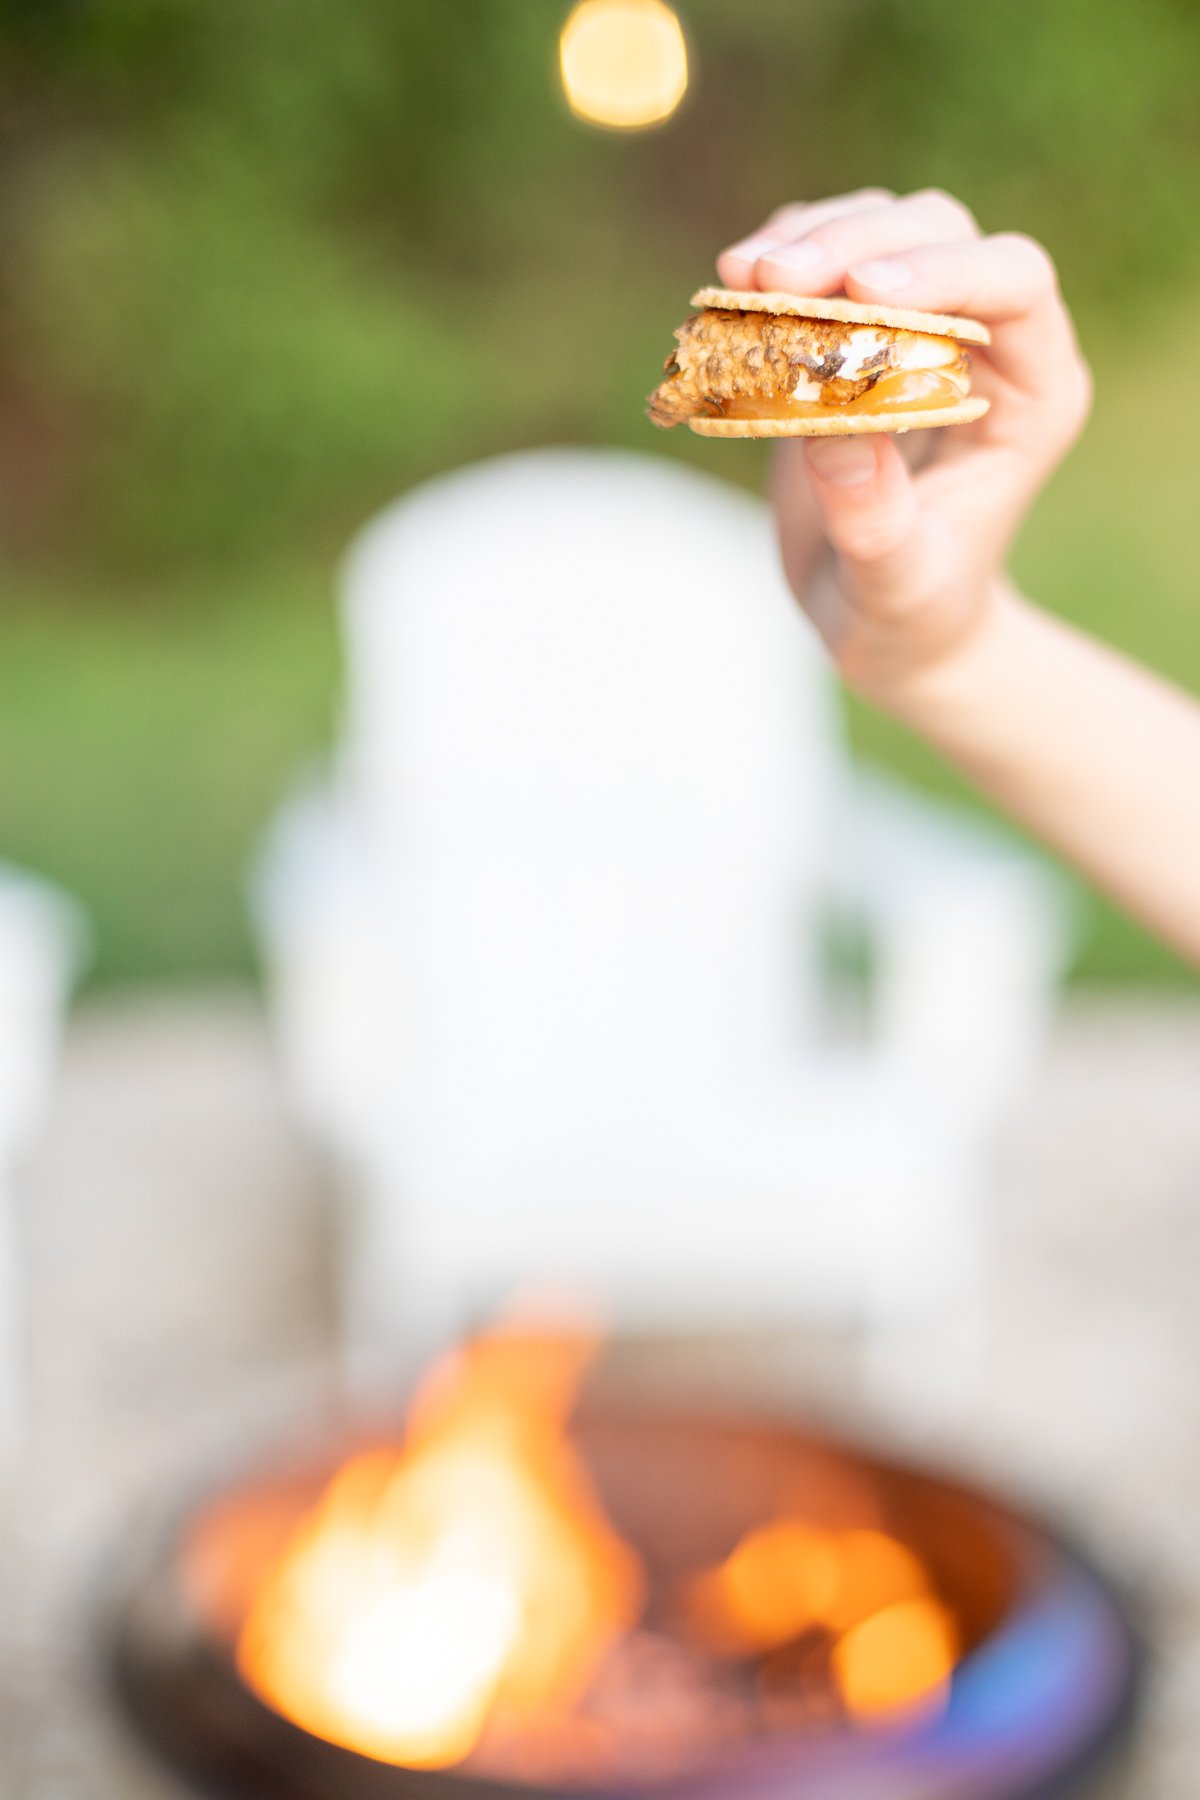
<box><xmin>108</xmin><ymin>1328</ymin><xmax>1140</xmax><ymax>1800</ymax></box>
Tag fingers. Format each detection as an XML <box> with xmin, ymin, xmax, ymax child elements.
<box><xmin>719</xmin><ymin>189</ymin><xmax>977</xmax><ymax>295</ymax></box>
<box><xmin>799</xmin><ymin>436</ymin><xmax>926</xmax><ymax>618</ymax></box>
<box><xmin>757</xmin><ymin>190</ymin><xmax>979</xmax><ymax>295</ymax></box>
<box><xmin>721</xmin><ymin>194</ymin><xmax>1090</xmax><ymax>459</ymax></box>
<box><xmin>768</xmin><ymin>436</ymin><xmax>829</xmax><ymax>603</ymax></box>
<box><xmin>845</xmin><ymin>234</ymin><xmax>1091</xmax><ymax>444</ymax></box>
<box><xmin>771</xmin><ymin>433</ymin><xmax>944</xmax><ymax>683</ymax></box>
<box><xmin>717</xmin><ymin>189</ymin><xmax>893</xmax><ymax>288</ymax></box>
<box><xmin>847</xmin><ymin>232</ymin><xmax>1056</xmax><ymax>330</ymax></box>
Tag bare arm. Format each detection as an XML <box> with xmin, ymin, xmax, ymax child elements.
<box><xmin>720</xmin><ymin>189</ymin><xmax>1200</xmax><ymax>966</ymax></box>
<box><xmin>885</xmin><ymin>587</ymin><xmax>1200</xmax><ymax>962</ymax></box>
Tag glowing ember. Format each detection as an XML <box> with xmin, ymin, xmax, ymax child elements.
<box><xmin>834</xmin><ymin>1597</ymin><xmax>958</xmax><ymax>1722</ymax></box>
<box><xmin>686</xmin><ymin>1517</ymin><xmax>958</xmax><ymax>1723</ymax></box>
<box><xmin>824</xmin><ymin>1528</ymin><xmax>931</xmax><ymax>1632</ymax></box>
<box><xmin>559</xmin><ymin>0</ymin><xmax>689</xmax><ymax>131</ymax></box>
<box><xmin>236</xmin><ymin>1327</ymin><xmax>643</xmax><ymax>1768</ymax></box>
<box><xmin>687</xmin><ymin>1518</ymin><xmax>841</xmax><ymax>1652</ymax></box>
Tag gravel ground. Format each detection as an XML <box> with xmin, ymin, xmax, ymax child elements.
<box><xmin>1</xmin><ymin>989</ymin><xmax>1198</xmax><ymax>1799</ymax></box>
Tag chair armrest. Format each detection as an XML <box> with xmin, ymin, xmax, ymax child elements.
<box><xmin>250</xmin><ymin>780</ymin><xmax>394</xmax><ymax>1156</ymax></box>
<box><xmin>833</xmin><ymin>769</ymin><xmax>1076</xmax><ymax>1122</ymax></box>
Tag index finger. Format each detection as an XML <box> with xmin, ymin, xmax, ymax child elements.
<box><xmin>717</xmin><ymin>189</ymin><xmax>893</xmax><ymax>289</ymax></box>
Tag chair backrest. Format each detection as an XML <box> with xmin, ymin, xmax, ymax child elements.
<box><xmin>336</xmin><ymin>448</ymin><xmax>845</xmax><ymax>1144</ymax></box>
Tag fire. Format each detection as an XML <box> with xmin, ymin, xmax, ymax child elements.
<box><xmin>686</xmin><ymin>1519</ymin><xmax>957</xmax><ymax>1723</ymax></box>
<box><xmin>693</xmin><ymin>1518</ymin><xmax>842</xmax><ymax>1651</ymax></box>
<box><xmin>228</xmin><ymin>1322</ymin><xmax>961</xmax><ymax>1770</ymax></box>
<box><xmin>236</xmin><ymin>1327</ymin><xmax>644</xmax><ymax>1768</ymax></box>
<box><xmin>834</xmin><ymin>1597</ymin><xmax>958</xmax><ymax>1723</ymax></box>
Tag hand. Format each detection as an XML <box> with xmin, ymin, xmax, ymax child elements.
<box><xmin>717</xmin><ymin>189</ymin><xmax>1092</xmax><ymax>710</ymax></box>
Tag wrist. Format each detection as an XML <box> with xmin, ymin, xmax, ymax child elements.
<box><xmin>839</xmin><ymin>578</ymin><xmax>1022</xmax><ymax>727</ymax></box>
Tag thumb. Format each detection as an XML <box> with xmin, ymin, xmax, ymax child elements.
<box><xmin>801</xmin><ymin>435</ymin><xmax>925</xmax><ymax>615</ymax></box>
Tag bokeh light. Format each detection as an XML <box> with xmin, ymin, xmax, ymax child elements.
<box><xmin>559</xmin><ymin>0</ymin><xmax>689</xmax><ymax>131</ymax></box>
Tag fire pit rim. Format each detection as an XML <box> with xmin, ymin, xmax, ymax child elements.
<box><xmin>100</xmin><ymin>1395</ymin><xmax>1145</xmax><ymax>1800</ymax></box>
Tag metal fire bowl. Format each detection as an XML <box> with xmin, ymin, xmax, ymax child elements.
<box><xmin>105</xmin><ymin>1405</ymin><xmax>1143</xmax><ymax>1800</ymax></box>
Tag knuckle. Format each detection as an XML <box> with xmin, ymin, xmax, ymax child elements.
<box><xmin>834</xmin><ymin>510</ymin><xmax>909</xmax><ymax>567</ymax></box>
<box><xmin>996</xmin><ymin>232</ymin><xmax>1059</xmax><ymax>296</ymax></box>
<box><xmin>771</xmin><ymin>187</ymin><xmax>893</xmax><ymax>223</ymax></box>
<box><xmin>912</xmin><ymin>186</ymin><xmax>977</xmax><ymax>230</ymax></box>
<box><xmin>1064</xmin><ymin>357</ymin><xmax>1094</xmax><ymax>439</ymax></box>
<box><xmin>806</xmin><ymin>218</ymin><xmax>855</xmax><ymax>258</ymax></box>
<box><xmin>809</xmin><ymin>212</ymin><xmax>883</xmax><ymax>260</ymax></box>
<box><xmin>1037</xmin><ymin>357</ymin><xmax>1093</xmax><ymax>459</ymax></box>
<box><xmin>765</xmin><ymin>202</ymin><xmax>808</xmax><ymax>230</ymax></box>
<box><xmin>1072</xmin><ymin>355</ymin><xmax>1094</xmax><ymax>412</ymax></box>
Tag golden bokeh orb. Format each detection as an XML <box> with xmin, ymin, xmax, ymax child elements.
<box><xmin>559</xmin><ymin>0</ymin><xmax>689</xmax><ymax>132</ymax></box>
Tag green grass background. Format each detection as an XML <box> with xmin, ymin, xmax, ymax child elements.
<box><xmin>0</xmin><ymin>1</ymin><xmax>1197</xmax><ymax>988</ymax></box>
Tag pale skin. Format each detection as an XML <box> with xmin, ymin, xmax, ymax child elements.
<box><xmin>717</xmin><ymin>188</ymin><xmax>1200</xmax><ymax>968</ymax></box>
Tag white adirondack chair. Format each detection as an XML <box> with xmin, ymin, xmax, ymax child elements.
<box><xmin>255</xmin><ymin>448</ymin><xmax>1068</xmax><ymax>1404</ymax></box>
<box><xmin>0</xmin><ymin>865</ymin><xmax>87</xmax><ymax>1453</ymax></box>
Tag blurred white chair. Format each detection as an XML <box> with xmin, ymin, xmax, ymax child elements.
<box><xmin>254</xmin><ymin>448</ymin><xmax>1068</xmax><ymax>1404</ymax></box>
<box><xmin>0</xmin><ymin>865</ymin><xmax>87</xmax><ymax>1452</ymax></box>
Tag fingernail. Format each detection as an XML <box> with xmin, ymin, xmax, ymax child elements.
<box><xmin>850</xmin><ymin>258</ymin><xmax>912</xmax><ymax>291</ymax></box>
<box><xmin>805</xmin><ymin>438</ymin><xmax>878</xmax><ymax>487</ymax></box>
<box><xmin>764</xmin><ymin>239</ymin><xmax>825</xmax><ymax>275</ymax></box>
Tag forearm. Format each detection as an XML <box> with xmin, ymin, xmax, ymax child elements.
<box><xmin>878</xmin><ymin>586</ymin><xmax>1200</xmax><ymax>965</ymax></box>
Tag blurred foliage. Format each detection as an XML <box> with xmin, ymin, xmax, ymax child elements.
<box><xmin>0</xmin><ymin>562</ymin><xmax>338</xmax><ymax>983</ymax></box>
<box><xmin>4</xmin><ymin>0</ymin><xmax>1200</xmax><ymax>570</ymax></box>
<box><xmin>0</xmin><ymin>0</ymin><xmax>1197</xmax><ymax>982</ymax></box>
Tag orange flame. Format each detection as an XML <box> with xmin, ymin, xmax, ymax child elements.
<box><xmin>685</xmin><ymin>1518</ymin><xmax>957</xmax><ymax>1722</ymax></box>
<box><xmin>236</xmin><ymin>1327</ymin><xmax>643</xmax><ymax>1768</ymax></box>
